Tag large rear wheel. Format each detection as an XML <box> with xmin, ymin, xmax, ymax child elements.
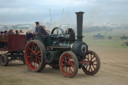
<box><xmin>25</xmin><ymin>40</ymin><xmax>46</xmax><ymax>72</ymax></box>
<box><xmin>59</xmin><ymin>51</ymin><xmax>78</xmax><ymax>78</ymax></box>
<box><xmin>82</xmin><ymin>50</ymin><xmax>100</xmax><ymax>75</ymax></box>
<box><xmin>0</xmin><ymin>54</ymin><xmax>8</xmax><ymax>66</ymax></box>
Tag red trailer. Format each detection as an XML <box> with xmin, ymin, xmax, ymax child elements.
<box><xmin>0</xmin><ymin>35</ymin><xmax>26</xmax><ymax>66</ymax></box>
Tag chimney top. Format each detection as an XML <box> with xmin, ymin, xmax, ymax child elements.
<box><xmin>76</xmin><ymin>11</ymin><xmax>84</xmax><ymax>15</ymax></box>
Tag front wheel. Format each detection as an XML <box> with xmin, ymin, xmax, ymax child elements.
<box><xmin>82</xmin><ymin>50</ymin><xmax>100</xmax><ymax>75</ymax></box>
<box><xmin>59</xmin><ymin>51</ymin><xmax>79</xmax><ymax>78</ymax></box>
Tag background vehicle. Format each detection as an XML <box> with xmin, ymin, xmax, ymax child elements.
<box><xmin>0</xmin><ymin>35</ymin><xmax>26</xmax><ymax>66</ymax></box>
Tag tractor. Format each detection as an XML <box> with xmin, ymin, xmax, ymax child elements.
<box><xmin>25</xmin><ymin>11</ymin><xmax>100</xmax><ymax>78</ymax></box>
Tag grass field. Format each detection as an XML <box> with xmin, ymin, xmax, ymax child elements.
<box><xmin>83</xmin><ymin>30</ymin><xmax>128</xmax><ymax>48</ymax></box>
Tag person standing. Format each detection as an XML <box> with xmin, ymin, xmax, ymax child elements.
<box><xmin>35</xmin><ymin>22</ymin><xmax>48</xmax><ymax>39</ymax></box>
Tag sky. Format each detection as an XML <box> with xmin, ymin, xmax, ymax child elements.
<box><xmin>0</xmin><ymin>0</ymin><xmax>128</xmax><ymax>25</ymax></box>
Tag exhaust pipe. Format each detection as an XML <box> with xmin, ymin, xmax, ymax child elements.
<box><xmin>76</xmin><ymin>11</ymin><xmax>84</xmax><ymax>41</ymax></box>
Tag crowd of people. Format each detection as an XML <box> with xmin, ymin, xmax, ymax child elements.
<box><xmin>0</xmin><ymin>29</ymin><xmax>35</xmax><ymax>41</ymax></box>
<box><xmin>0</xmin><ymin>29</ymin><xmax>25</xmax><ymax>35</ymax></box>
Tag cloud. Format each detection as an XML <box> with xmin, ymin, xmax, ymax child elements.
<box><xmin>0</xmin><ymin>0</ymin><xmax>128</xmax><ymax>24</ymax></box>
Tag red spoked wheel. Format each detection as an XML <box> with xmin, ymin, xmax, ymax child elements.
<box><xmin>0</xmin><ymin>54</ymin><xmax>8</xmax><ymax>66</ymax></box>
<box><xmin>59</xmin><ymin>51</ymin><xmax>78</xmax><ymax>78</ymax></box>
<box><xmin>82</xmin><ymin>50</ymin><xmax>100</xmax><ymax>75</ymax></box>
<box><xmin>25</xmin><ymin>40</ymin><xmax>46</xmax><ymax>72</ymax></box>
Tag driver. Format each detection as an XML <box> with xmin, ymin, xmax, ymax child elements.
<box><xmin>35</xmin><ymin>22</ymin><xmax>48</xmax><ymax>39</ymax></box>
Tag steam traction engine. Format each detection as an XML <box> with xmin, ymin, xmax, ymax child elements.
<box><xmin>25</xmin><ymin>12</ymin><xmax>100</xmax><ymax>78</ymax></box>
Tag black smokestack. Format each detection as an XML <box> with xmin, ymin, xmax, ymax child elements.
<box><xmin>76</xmin><ymin>11</ymin><xmax>84</xmax><ymax>41</ymax></box>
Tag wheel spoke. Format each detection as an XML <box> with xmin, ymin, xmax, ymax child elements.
<box><xmin>63</xmin><ymin>66</ymin><xmax>66</xmax><ymax>71</ymax></box>
<box><xmin>35</xmin><ymin>51</ymin><xmax>41</xmax><ymax>56</ymax></box>
<box><xmin>91</xmin><ymin>55</ymin><xmax>94</xmax><ymax>61</ymax></box>
<box><xmin>62</xmin><ymin>64</ymin><xmax>65</xmax><ymax>67</ymax></box>
<box><xmin>34</xmin><ymin>45</ymin><xmax>38</xmax><ymax>52</ymax></box>
<box><xmin>86</xmin><ymin>65</ymin><xmax>89</xmax><ymax>70</ymax></box>
<box><xmin>28</xmin><ymin>48</ymin><xmax>34</xmax><ymax>53</ymax></box>
<box><xmin>88</xmin><ymin>54</ymin><xmax>90</xmax><ymax>61</ymax></box>
<box><xmin>65</xmin><ymin>67</ymin><xmax>67</xmax><ymax>73</ymax></box>
<box><xmin>38</xmin><ymin>60</ymin><xmax>41</xmax><ymax>64</ymax></box>
<box><xmin>32</xmin><ymin>44</ymin><xmax>35</xmax><ymax>50</ymax></box>
<box><xmin>64</xmin><ymin>56</ymin><xmax>67</xmax><ymax>62</ymax></box>
<box><xmin>68</xmin><ymin>55</ymin><xmax>71</xmax><ymax>60</ymax></box>
<box><xmin>35</xmin><ymin>59</ymin><xmax>38</xmax><ymax>64</ymax></box>
<box><xmin>36</xmin><ymin>56</ymin><xmax>41</xmax><ymax>60</ymax></box>
<box><xmin>89</xmin><ymin>66</ymin><xmax>91</xmax><ymax>72</ymax></box>
<box><xmin>85</xmin><ymin>65</ymin><xmax>88</xmax><ymax>69</ymax></box>
<box><xmin>92</xmin><ymin>65</ymin><xmax>96</xmax><ymax>69</ymax></box>
<box><xmin>86</xmin><ymin>55</ymin><xmax>89</xmax><ymax>61</ymax></box>
<box><xmin>93</xmin><ymin>64</ymin><xmax>97</xmax><ymax>67</ymax></box>
<box><xmin>69</xmin><ymin>67</ymin><xmax>72</xmax><ymax>73</ymax></box>
<box><xmin>90</xmin><ymin>66</ymin><xmax>93</xmax><ymax>72</ymax></box>
<box><xmin>93</xmin><ymin>60</ymin><xmax>97</xmax><ymax>62</ymax></box>
<box><xmin>28</xmin><ymin>57</ymin><xmax>33</xmax><ymax>62</ymax></box>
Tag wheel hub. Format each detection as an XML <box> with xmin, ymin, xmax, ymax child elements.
<box><xmin>64</xmin><ymin>61</ymin><xmax>72</xmax><ymax>67</ymax></box>
<box><xmin>65</xmin><ymin>62</ymin><xmax>69</xmax><ymax>67</ymax></box>
<box><xmin>31</xmin><ymin>53</ymin><xmax>35</xmax><ymax>58</ymax></box>
<box><xmin>89</xmin><ymin>61</ymin><xmax>93</xmax><ymax>65</ymax></box>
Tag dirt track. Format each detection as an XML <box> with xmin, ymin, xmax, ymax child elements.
<box><xmin>0</xmin><ymin>46</ymin><xmax>128</xmax><ymax>85</ymax></box>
